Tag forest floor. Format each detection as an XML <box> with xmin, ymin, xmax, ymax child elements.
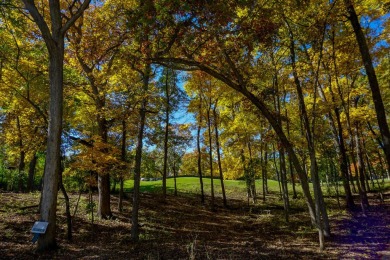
<box><xmin>0</xmin><ymin>189</ymin><xmax>389</xmax><ymax>259</ymax></box>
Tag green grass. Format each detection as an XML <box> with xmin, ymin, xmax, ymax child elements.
<box><xmin>121</xmin><ymin>176</ymin><xmax>390</xmax><ymax>201</ymax></box>
<box><xmin>123</xmin><ymin>176</ymin><xmax>283</xmax><ymax>198</ymax></box>
<box><xmin>124</xmin><ymin>177</ymin><xmax>390</xmax><ymax>202</ymax></box>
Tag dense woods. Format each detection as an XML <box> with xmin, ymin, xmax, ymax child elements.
<box><xmin>0</xmin><ymin>0</ymin><xmax>389</xmax><ymax>258</ymax></box>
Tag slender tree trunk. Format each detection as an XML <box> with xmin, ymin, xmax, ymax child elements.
<box><xmin>247</xmin><ymin>139</ymin><xmax>256</xmax><ymax>203</ymax></box>
<box><xmin>17</xmin><ymin>116</ymin><xmax>25</xmax><ymax>192</ymax></box>
<box><xmin>173</xmin><ymin>161</ymin><xmax>178</xmax><ymax>196</ymax></box>
<box><xmin>58</xmin><ymin>156</ymin><xmax>71</xmax><ymax>241</ymax></box>
<box><xmin>355</xmin><ymin>121</ymin><xmax>370</xmax><ymax>211</ymax></box>
<box><xmin>261</xmin><ymin>144</ymin><xmax>268</xmax><ymax>202</ymax></box>
<box><xmin>365</xmin><ymin>153</ymin><xmax>376</xmax><ymax>190</ymax></box>
<box><xmin>197</xmin><ymin>95</ymin><xmax>205</xmax><ymax>204</ymax></box>
<box><xmin>280</xmin><ymin>147</ymin><xmax>290</xmax><ymax>222</ymax></box>
<box><xmin>131</xmin><ymin>65</ymin><xmax>151</xmax><ymax>241</ymax></box>
<box><xmin>324</xmin><ymin>80</ymin><xmax>355</xmax><ymax>208</ymax></box>
<box><xmin>286</xmin><ymin>120</ymin><xmax>297</xmax><ymax>199</ymax></box>
<box><xmin>287</xmin><ymin>23</ymin><xmax>328</xmax><ymax>247</ymax></box>
<box><xmin>240</xmin><ymin>149</ymin><xmax>250</xmax><ymax>206</ymax></box>
<box><xmin>273</xmin><ymin>72</ymin><xmax>288</xmax><ymax>219</ymax></box>
<box><xmin>213</xmin><ymin>105</ymin><xmax>227</xmax><ymax>207</ymax></box>
<box><xmin>118</xmin><ymin>177</ymin><xmax>124</xmax><ymax>212</ymax></box>
<box><xmin>206</xmin><ymin>101</ymin><xmax>215</xmax><ymax>210</ymax></box>
<box><xmin>344</xmin><ymin>0</ymin><xmax>390</xmax><ymax>173</ymax></box>
<box><xmin>162</xmin><ymin>69</ymin><xmax>170</xmax><ymax>198</ymax></box>
<box><xmin>27</xmin><ymin>153</ymin><xmax>37</xmax><ymax>192</ymax></box>
<box><xmin>119</xmin><ymin>120</ymin><xmax>127</xmax><ymax>213</ymax></box>
<box><xmin>272</xmin><ymin>145</ymin><xmax>283</xmax><ymax>200</ymax></box>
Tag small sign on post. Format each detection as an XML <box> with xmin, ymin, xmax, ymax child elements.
<box><xmin>31</xmin><ymin>221</ymin><xmax>49</xmax><ymax>243</ymax></box>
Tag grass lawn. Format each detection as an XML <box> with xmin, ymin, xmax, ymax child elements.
<box><xmin>123</xmin><ymin>176</ymin><xmax>282</xmax><ymax>198</ymax></box>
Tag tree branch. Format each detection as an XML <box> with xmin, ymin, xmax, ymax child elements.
<box><xmin>61</xmin><ymin>0</ymin><xmax>91</xmax><ymax>35</ymax></box>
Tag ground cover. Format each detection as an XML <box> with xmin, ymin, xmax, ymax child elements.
<box><xmin>0</xmin><ymin>178</ymin><xmax>389</xmax><ymax>259</ymax></box>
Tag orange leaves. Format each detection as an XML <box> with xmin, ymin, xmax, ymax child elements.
<box><xmin>71</xmin><ymin>135</ymin><xmax>128</xmax><ymax>177</ymax></box>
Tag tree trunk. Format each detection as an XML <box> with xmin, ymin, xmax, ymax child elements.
<box><xmin>197</xmin><ymin>95</ymin><xmax>205</xmax><ymax>204</ymax></box>
<box><xmin>119</xmin><ymin>120</ymin><xmax>127</xmax><ymax>213</ymax></box>
<box><xmin>325</xmin><ymin>81</ymin><xmax>355</xmax><ymax>209</ymax></box>
<box><xmin>286</xmin><ymin>121</ymin><xmax>297</xmax><ymax>199</ymax></box>
<box><xmin>118</xmin><ymin>177</ymin><xmax>124</xmax><ymax>213</ymax></box>
<box><xmin>17</xmin><ymin>116</ymin><xmax>25</xmax><ymax>192</ymax></box>
<box><xmin>354</xmin><ymin>121</ymin><xmax>369</xmax><ymax>211</ymax></box>
<box><xmin>21</xmin><ymin>0</ymin><xmax>90</xmax><ymax>250</ymax></box>
<box><xmin>162</xmin><ymin>69</ymin><xmax>170</xmax><ymax>199</ymax></box>
<box><xmin>213</xmin><ymin>105</ymin><xmax>227</xmax><ymax>207</ymax></box>
<box><xmin>287</xmin><ymin>23</ymin><xmax>328</xmax><ymax>247</ymax></box>
<box><xmin>344</xmin><ymin>0</ymin><xmax>390</xmax><ymax>172</ymax></box>
<box><xmin>272</xmin><ymin>145</ymin><xmax>283</xmax><ymax>200</ymax></box>
<box><xmin>27</xmin><ymin>153</ymin><xmax>37</xmax><ymax>192</ymax></box>
<box><xmin>97</xmin><ymin>173</ymin><xmax>111</xmax><ymax>219</ymax></box>
<box><xmin>36</xmin><ymin>48</ymin><xmax>63</xmax><ymax>251</ymax></box>
<box><xmin>247</xmin><ymin>138</ymin><xmax>256</xmax><ymax>203</ymax></box>
<box><xmin>131</xmin><ymin>65</ymin><xmax>151</xmax><ymax>242</ymax></box>
<box><xmin>280</xmin><ymin>147</ymin><xmax>290</xmax><ymax>222</ymax></box>
<box><xmin>173</xmin><ymin>161</ymin><xmax>178</xmax><ymax>196</ymax></box>
<box><xmin>206</xmin><ymin>101</ymin><xmax>215</xmax><ymax>210</ymax></box>
<box><xmin>59</xmin><ymin>157</ymin><xmax>72</xmax><ymax>241</ymax></box>
<box><xmin>261</xmin><ymin>144</ymin><xmax>268</xmax><ymax>202</ymax></box>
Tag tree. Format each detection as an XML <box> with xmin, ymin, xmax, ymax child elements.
<box><xmin>21</xmin><ymin>0</ymin><xmax>90</xmax><ymax>251</ymax></box>
<box><xmin>343</xmin><ymin>0</ymin><xmax>390</xmax><ymax>172</ymax></box>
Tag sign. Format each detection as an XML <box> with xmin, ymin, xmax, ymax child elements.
<box><xmin>31</xmin><ymin>221</ymin><xmax>49</xmax><ymax>243</ymax></box>
<box><xmin>31</xmin><ymin>221</ymin><xmax>49</xmax><ymax>234</ymax></box>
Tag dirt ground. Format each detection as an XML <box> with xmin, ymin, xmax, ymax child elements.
<box><xmin>0</xmin><ymin>190</ymin><xmax>389</xmax><ymax>259</ymax></box>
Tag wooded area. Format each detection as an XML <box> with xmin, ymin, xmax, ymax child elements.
<box><xmin>0</xmin><ymin>0</ymin><xmax>389</xmax><ymax>258</ymax></box>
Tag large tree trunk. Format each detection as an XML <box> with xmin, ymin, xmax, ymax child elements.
<box><xmin>37</xmin><ymin>47</ymin><xmax>63</xmax><ymax>251</ymax></box>
<box><xmin>22</xmin><ymin>0</ymin><xmax>90</xmax><ymax>251</ymax></box>
<box><xmin>131</xmin><ymin>65</ymin><xmax>151</xmax><ymax>241</ymax></box>
<box><xmin>344</xmin><ymin>0</ymin><xmax>390</xmax><ymax>172</ymax></box>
